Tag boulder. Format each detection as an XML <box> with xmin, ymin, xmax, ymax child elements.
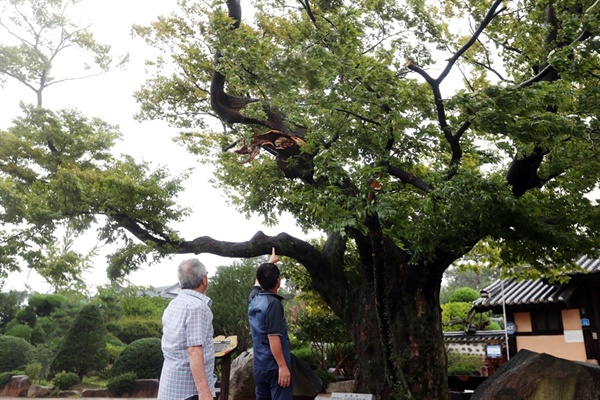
<box><xmin>229</xmin><ymin>350</ymin><xmax>257</xmax><ymax>400</ymax></box>
<box><xmin>57</xmin><ymin>389</ymin><xmax>80</xmax><ymax>397</ymax></box>
<box><xmin>290</xmin><ymin>355</ymin><xmax>323</xmax><ymax>400</ymax></box>
<box><xmin>229</xmin><ymin>349</ymin><xmax>323</xmax><ymax>400</ymax></box>
<box><xmin>130</xmin><ymin>378</ymin><xmax>159</xmax><ymax>398</ymax></box>
<box><xmin>81</xmin><ymin>388</ymin><xmax>112</xmax><ymax>397</ymax></box>
<box><xmin>0</xmin><ymin>375</ymin><xmax>31</xmax><ymax>397</ymax></box>
<box><xmin>472</xmin><ymin>349</ymin><xmax>600</xmax><ymax>400</ymax></box>
<box><xmin>326</xmin><ymin>380</ymin><xmax>355</xmax><ymax>393</ymax></box>
<box><xmin>26</xmin><ymin>384</ymin><xmax>53</xmax><ymax>398</ymax></box>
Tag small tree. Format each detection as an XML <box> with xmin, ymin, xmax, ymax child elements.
<box><xmin>50</xmin><ymin>304</ymin><xmax>108</xmax><ymax>379</ymax></box>
<box><xmin>205</xmin><ymin>259</ymin><xmax>260</xmax><ymax>352</ymax></box>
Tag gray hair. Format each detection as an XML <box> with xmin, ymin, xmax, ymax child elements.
<box><xmin>178</xmin><ymin>258</ymin><xmax>208</xmax><ymax>289</ymax></box>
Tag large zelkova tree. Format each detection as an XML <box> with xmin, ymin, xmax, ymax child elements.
<box><xmin>130</xmin><ymin>0</ymin><xmax>600</xmax><ymax>398</ymax></box>
<box><xmin>0</xmin><ymin>0</ymin><xmax>186</xmax><ymax>287</ymax></box>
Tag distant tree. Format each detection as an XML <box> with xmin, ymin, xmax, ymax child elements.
<box><xmin>0</xmin><ymin>0</ymin><xmax>128</xmax><ymax>107</ymax></box>
<box><xmin>441</xmin><ymin>264</ymin><xmax>499</xmax><ymax>303</ymax></box>
<box><xmin>205</xmin><ymin>259</ymin><xmax>259</xmax><ymax>352</ymax></box>
<box><xmin>449</xmin><ymin>288</ymin><xmax>480</xmax><ymax>303</ymax></box>
<box><xmin>27</xmin><ymin>293</ymin><xmax>67</xmax><ymax>317</ymax></box>
<box><xmin>51</xmin><ymin>303</ymin><xmax>108</xmax><ymax>379</ymax></box>
<box><xmin>14</xmin><ymin>306</ymin><xmax>36</xmax><ymax>327</ymax></box>
<box><xmin>0</xmin><ymin>290</ymin><xmax>25</xmax><ymax>331</ymax></box>
<box><xmin>0</xmin><ymin>0</ymin><xmax>186</xmax><ymax>289</ymax></box>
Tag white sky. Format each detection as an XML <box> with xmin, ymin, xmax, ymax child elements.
<box><xmin>0</xmin><ymin>0</ymin><xmax>314</xmax><ymax>293</ymax></box>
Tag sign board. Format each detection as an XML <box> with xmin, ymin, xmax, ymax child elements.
<box><xmin>485</xmin><ymin>344</ymin><xmax>503</xmax><ymax>358</ymax></box>
<box><xmin>214</xmin><ymin>335</ymin><xmax>238</xmax><ymax>357</ymax></box>
<box><xmin>331</xmin><ymin>393</ymin><xmax>373</xmax><ymax>400</ymax></box>
<box><xmin>564</xmin><ymin>330</ymin><xmax>584</xmax><ymax>343</ymax></box>
<box><xmin>581</xmin><ymin>318</ymin><xmax>590</xmax><ymax>327</ymax></box>
<box><xmin>506</xmin><ymin>322</ymin><xmax>516</xmax><ymax>335</ymax></box>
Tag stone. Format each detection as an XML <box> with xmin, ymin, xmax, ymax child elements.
<box><xmin>0</xmin><ymin>375</ymin><xmax>31</xmax><ymax>397</ymax></box>
<box><xmin>130</xmin><ymin>378</ymin><xmax>159</xmax><ymax>398</ymax></box>
<box><xmin>26</xmin><ymin>384</ymin><xmax>53</xmax><ymax>398</ymax></box>
<box><xmin>229</xmin><ymin>350</ymin><xmax>256</xmax><ymax>400</ymax></box>
<box><xmin>290</xmin><ymin>355</ymin><xmax>323</xmax><ymax>400</ymax></box>
<box><xmin>229</xmin><ymin>348</ymin><xmax>323</xmax><ymax>400</ymax></box>
<box><xmin>81</xmin><ymin>388</ymin><xmax>112</xmax><ymax>397</ymax></box>
<box><xmin>57</xmin><ymin>389</ymin><xmax>80</xmax><ymax>397</ymax></box>
<box><xmin>326</xmin><ymin>380</ymin><xmax>355</xmax><ymax>393</ymax></box>
<box><xmin>472</xmin><ymin>349</ymin><xmax>600</xmax><ymax>400</ymax></box>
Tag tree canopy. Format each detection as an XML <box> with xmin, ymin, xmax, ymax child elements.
<box><xmin>1</xmin><ymin>0</ymin><xmax>599</xmax><ymax>398</ymax></box>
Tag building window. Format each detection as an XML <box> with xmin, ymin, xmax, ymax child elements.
<box><xmin>531</xmin><ymin>310</ymin><xmax>563</xmax><ymax>335</ymax></box>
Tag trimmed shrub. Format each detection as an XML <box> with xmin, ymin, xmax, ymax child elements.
<box><xmin>107</xmin><ymin>372</ymin><xmax>137</xmax><ymax>396</ymax></box>
<box><xmin>0</xmin><ymin>370</ymin><xmax>25</xmax><ymax>389</ymax></box>
<box><xmin>5</xmin><ymin>323</ymin><xmax>32</xmax><ymax>341</ymax></box>
<box><xmin>52</xmin><ymin>371</ymin><xmax>80</xmax><ymax>390</ymax></box>
<box><xmin>111</xmin><ymin>337</ymin><xmax>163</xmax><ymax>379</ymax></box>
<box><xmin>0</xmin><ymin>335</ymin><xmax>35</xmax><ymax>372</ymax></box>
<box><xmin>449</xmin><ymin>287</ymin><xmax>480</xmax><ymax>303</ymax></box>
<box><xmin>114</xmin><ymin>317</ymin><xmax>162</xmax><ymax>344</ymax></box>
<box><xmin>50</xmin><ymin>304</ymin><xmax>108</xmax><ymax>379</ymax></box>
<box><xmin>30</xmin><ymin>326</ymin><xmax>46</xmax><ymax>345</ymax></box>
<box><xmin>447</xmin><ymin>352</ymin><xmax>483</xmax><ymax>376</ymax></box>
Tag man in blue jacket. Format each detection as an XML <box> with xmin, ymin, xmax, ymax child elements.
<box><xmin>248</xmin><ymin>248</ymin><xmax>292</xmax><ymax>400</ymax></box>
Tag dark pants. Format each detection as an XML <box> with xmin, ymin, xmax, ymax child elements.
<box><xmin>253</xmin><ymin>369</ymin><xmax>293</xmax><ymax>400</ymax></box>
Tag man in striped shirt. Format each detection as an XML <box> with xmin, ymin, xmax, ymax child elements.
<box><xmin>158</xmin><ymin>259</ymin><xmax>216</xmax><ymax>400</ymax></box>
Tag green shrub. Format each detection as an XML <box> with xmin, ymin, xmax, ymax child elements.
<box><xmin>25</xmin><ymin>362</ymin><xmax>42</xmax><ymax>383</ymax></box>
<box><xmin>447</xmin><ymin>352</ymin><xmax>483</xmax><ymax>376</ymax></box>
<box><xmin>449</xmin><ymin>287</ymin><xmax>480</xmax><ymax>303</ymax></box>
<box><xmin>5</xmin><ymin>323</ymin><xmax>32</xmax><ymax>341</ymax></box>
<box><xmin>114</xmin><ymin>317</ymin><xmax>162</xmax><ymax>344</ymax></box>
<box><xmin>107</xmin><ymin>372</ymin><xmax>137</xmax><ymax>396</ymax></box>
<box><xmin>110</xmin><ymin>337</ymin><xmax>163</xmax><ymax>379</ymax></box>
<box><xmin>52</xmin><ymin>371</ymin><xmax>80</xmax><ymax>390</ymax></box>
<box><xmin>106</xmin><ymin>342</ymin><xmax>126</xmax><ymax>364</ymax></box>
<box><xmin>30</xmin><ymin>326</ymin><xmax>47</xmax><ymax>345</ymax></box>
<box><xmin>15</xmin><ymin>306</ymin><xmax>36</xmax><ymax>327</ymax></box>
<box><xmin>0</xmin><ymin>370</ymin><xmax>24</xmax><ymax>389</ymax></box>
<box><xmin>0</xmin><ymin>335</ymin><xmax>35</xmax><ymax>373</ymax></box>
<box><xmin>50</xmin><ymin>304</ymin><xmax>108</xmax><ymax>379</ymax></box>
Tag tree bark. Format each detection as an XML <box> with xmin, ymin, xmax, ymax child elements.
<box><xmin>349</xmin><ymin>241</ymin><xmax>449</xmax><ymax>400</ymax></box>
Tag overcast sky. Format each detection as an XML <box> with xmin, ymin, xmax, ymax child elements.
<box><xmin>0</xmin><ymin>0</ymin><xmax>313</xmax><ymax>293</ymax></box>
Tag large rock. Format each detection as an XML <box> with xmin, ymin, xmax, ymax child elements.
<box><xmin>229</xmin><ymin>349</ymin><xmax>323</xmax><ymax>400</ymax></box>
<box><xmin>130</xmin><ymin>378</ymin><xmax>159</xmax><ymax>398</ymax></box>
<box><xmin>81</xmin><ymin>388</ymin><xmax>112</xmax><ymax>397</ymax></box>
<box><xmin>0</xmin><ymin>375</ymin><xmax>31</xmax><ymax>397</ymax></box>
<box><xmin>472</xmin><ymin>349</ymin><xmax>600</xmax><ymax>400</ymax></box>
<box><xmin>27</xmin><ymin>384</ymin><xmax>53</xmax><ymax>398</ymax></box>
<box><xmin>229</xmin><ymin>350</ymin><xmax>255</xmax><ymax>400</ymax></box>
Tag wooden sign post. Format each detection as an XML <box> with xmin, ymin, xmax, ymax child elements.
<box><xmin>214</xmin><ymin>335</ymin><xmax>238</xmax><ymax>400</ymax></box>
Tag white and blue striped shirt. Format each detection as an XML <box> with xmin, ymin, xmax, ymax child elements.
<box><xmin>158</xmin><ymin>289</ymin><xmax>215</xmax><ymax>400</ymax></box>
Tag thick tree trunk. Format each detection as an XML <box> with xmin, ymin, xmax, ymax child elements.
<box><xmin>351</xmin><ymin>249</ymin><xmax>448</xmax><ymax>400</ymax></box>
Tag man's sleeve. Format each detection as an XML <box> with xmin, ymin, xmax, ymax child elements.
<box><xmin>248</xmin><ymin>285</ymin><xmax>261</xmax><ymax>304</ymax></box>
<box><xmin>265</xmin><ymin>299</ymin><xmax>285</xmax><ymax>336</ymax></box>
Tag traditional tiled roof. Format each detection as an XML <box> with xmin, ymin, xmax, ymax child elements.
<box><xmin>444</xmin><ymin>330</ymin><xmax>506</xmax><ymax>343</ymax></box>
<box><xmin>472</xmin><ymin>255</ymin><xmax>599</xmax><ymax>312</ymax></box>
